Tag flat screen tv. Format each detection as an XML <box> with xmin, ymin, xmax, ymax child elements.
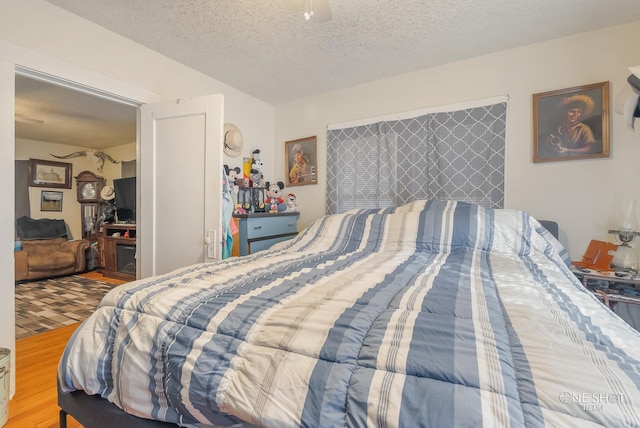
<box><xmin>113</xmin><ymin>177</ymin><xmax>136</xmax><ymax>223</ymax></box>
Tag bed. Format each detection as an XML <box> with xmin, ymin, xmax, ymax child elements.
<box><xmin>58</xmin><ymin>200</ymin><xmax>640</xmax><ymax>427</ymax></box>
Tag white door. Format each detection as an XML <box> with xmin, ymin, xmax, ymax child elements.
<box><xmin>139</xmin><ymin>94</ymin><xmax>224</xmax><ymax>278</ymax></box>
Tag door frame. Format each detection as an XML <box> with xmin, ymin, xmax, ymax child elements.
<box><xmin>14</xmin><ymin>68</ymin><xmax>150</xmax><ymax>279</ymax></box>
<box><xmin>0</xmin><ymin>40</ymin><xmax>160</xmax><ymax>395</ymax></box>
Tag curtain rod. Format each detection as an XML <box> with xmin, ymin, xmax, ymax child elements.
<box><xmin>327</xmin><ymin>95</ymin><xmax>509</xmax><ymax>131</ymax></box>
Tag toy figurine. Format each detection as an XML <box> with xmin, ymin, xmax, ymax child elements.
<box><xmin>285</xmin><ymin>193</ymin><xmax>298</xmax><ymax>212</ymax></box>
<box><xmin>265</xmin><ymin>181</ymin><xmax>287</xmax><ymax>212</ymax></box>
<box><xmin>250</xmin><ymin>150</ymin><xmax>264</xmax><ymax>188</ymax></box>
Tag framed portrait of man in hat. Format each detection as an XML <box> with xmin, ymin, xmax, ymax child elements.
<box><xmin>285</xmin><ymin>136</ymin><xmax>318</xmax><ymax>186</ymax></box>
<box><xmin>533</xmin><ymin>81</ymin><xmax>610</xmax><ymax>163</ymax></box>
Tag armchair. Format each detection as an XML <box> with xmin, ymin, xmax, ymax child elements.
<box><xmin>15</xmin><ymin>217</ymin><xmax>90</xmax><ymax>282</ymax></box>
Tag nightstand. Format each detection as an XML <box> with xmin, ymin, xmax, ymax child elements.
<box><xmin>570</xmin><ymin>265</ymin><xmax>640</xmax><ymax>309</ymax></box>
<box><xmin>233</xmin><ymin>212</ymin><xmax>299</xmax><ymax>256</ymax></box>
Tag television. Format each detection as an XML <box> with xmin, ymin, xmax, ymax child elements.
<box><xmin>113</xmin><ymin>177</ymin><xmax>136</xmax><ymax>223</ymax></box>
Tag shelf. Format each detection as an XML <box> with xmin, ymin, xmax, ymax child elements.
<box><xmin>99</xmin><ymin>224</ymin><xmax>137</xmax><ymax>281</ymax></box>
<box><xmin>103</xmin><ymin>223</ymin><xmax>136</xmax><ymax>239</ymax></box>
<box><xmin>571</xmin><ymin>265</ymin><xmax>640</xmax><ymax>308</ymax></box>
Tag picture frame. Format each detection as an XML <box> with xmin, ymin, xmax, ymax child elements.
<box><xmin>533</xmin><ymin>81</ymin><xmax>610</xmax><ymax>163</ymax></box>
<box><xmin>285</xmin><ymin>136</ymin><xmax>318</xmax><ymax>186</ymax></box>
<box><xmin>40</xmin><ymin>190</ymin><xmax>63</xmax><ymax>212</ymax></box>
<box><xmin>29</xmin><ymin>158</ymin><xmax>72</xmax><ymax>188</ymax></box>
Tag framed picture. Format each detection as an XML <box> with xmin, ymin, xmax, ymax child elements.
<box><xmin>285</xmin><ymin>136</ymin><xmax>318</xmax><ymax>186</ymax></box>
<box><xmin>29</xmin><ymin>158</ymin><xmax>72</xmax><ymax>188</ymax></box>
<box><xmin>40</xmin><ymin>190</ymin><xmax>63</xmax><ymax>212</ymax></box>
<box><xmin>533</xmin><ymin>81</ymin><xmax>610</xmax><ymax>163</ymax></box>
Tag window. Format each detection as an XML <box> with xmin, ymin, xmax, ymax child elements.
<box><xmin>327</xmin><ymin>100</ymin><xmax>506</xmax><ymax>214</ymax></box>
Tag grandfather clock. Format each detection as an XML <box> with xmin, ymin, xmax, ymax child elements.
<box><xmin>75</xmin><ymin>170</ymin><xmax>105</xmax><ymax>240</ymax></box>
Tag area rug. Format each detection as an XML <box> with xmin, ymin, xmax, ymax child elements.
<box><xmin>15</xmin><ymin>275</ymin><xmax>119</xmax><ymax>340</ymax></box>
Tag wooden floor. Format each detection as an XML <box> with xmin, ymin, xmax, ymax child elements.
<box><xmin>6</xmin><ymin>271</ymin><xmax>126</xmax><ymax>428</ymax></box>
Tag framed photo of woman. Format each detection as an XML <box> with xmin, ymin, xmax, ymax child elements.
<box><xmin>285</xmin><ymin>136</ymin><xmax>317</xmax><ymax>186</ymax></box>
<box><xmin>533</xmin><ymin>81</ymin><xmax>610</xmax><ymax>163</ymax></box>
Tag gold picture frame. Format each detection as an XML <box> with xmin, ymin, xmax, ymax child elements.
<box><xmin>40</xmin><ymin>190</ymin><xmax>63</xmax><ymax>212</ymax></box>
<box><xmin>29</xmin><ymin>158</ymin><xmax>72</xmax><ymax>188</ymax></box>
<box><xmin>285</xmin><ymin>136</ymin><xmax>317</xmax><ymax>186</ymax></box>
<box><xmin>533</xmin><ymin>81</ymin><xmax>610</xmax><ymax>163</ymax></box>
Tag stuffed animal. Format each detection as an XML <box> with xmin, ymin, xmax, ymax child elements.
<box><xmin>250</xmin><ymin>150</ymin><xmax>264</xmax><ymax>188</ymax></box>
<box><xmin>250</xmin><ymin>162</ymin><xmax>263</xmax><ymax>188</ymax></box>
<box><xmin>226</xmin><ymin>165</ymin><xmax>242</xmax><ymax>185</ymax></box>
<box><xmin>265</xmin><ymin>181</ymin><xmax>287</xmax><ymax>212</ymax></box>
<box><xmin>224</xmin><ymin>164</ymin><xmax>241</xmax><ymax>209</ymax></box>
<box><xmin>285</xmin><ymin>193</ymin><xmax>298</xmax><ymax>212</ymax></box>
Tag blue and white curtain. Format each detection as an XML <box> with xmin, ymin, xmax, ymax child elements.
<box><xmin>326</xmin><ymin>98</ymin><xmax>507</xmax><ymax>214</ymax></box>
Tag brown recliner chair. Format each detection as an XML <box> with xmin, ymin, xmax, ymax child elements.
<box><xmin>14</xmin><ymin>216</ymin><xmax>90</xmax><ymax>282</ymax></box>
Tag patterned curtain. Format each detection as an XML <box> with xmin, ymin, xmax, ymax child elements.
<box><xmin>326</xmin><ymin>101</ymin><xmax>506</xmax><ymax>214</ymax></box>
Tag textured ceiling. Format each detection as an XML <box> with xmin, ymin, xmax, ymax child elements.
<box><xmin>16</xmin><ymin>0</ymin><xmax>640</xmax><ymax>149</ymax></box>
<box><xmin>15</xmin><ymin>75</ymin><xmax>137</xmax><ymax>149</ymax></box>
<box><xmin>44</xmin><ymin>0</ymin><xmax>640</xmax><ymax>105</ymax></box>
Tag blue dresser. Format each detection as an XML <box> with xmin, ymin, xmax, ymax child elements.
<box><xmin>233</xmin><ymin>212</ymin><xmax>299</xmax><ymax>256</ymax></box>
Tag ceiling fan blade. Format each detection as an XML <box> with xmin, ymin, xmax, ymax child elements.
<box><xmin>312</xmin><ymin>0</ymin><xmax>332</xmax><ymax>22</ymax></box>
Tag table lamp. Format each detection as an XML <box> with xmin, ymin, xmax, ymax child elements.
<box><xmin>609</xmin><ymin>198</ymin><xmax>640</xmax><ymax>270</ymax></box>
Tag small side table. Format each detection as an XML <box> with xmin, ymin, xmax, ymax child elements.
<box><xmin>571</xmin><ymin>266</ymin><xmax>640</xmax><ymax>309</ymax></box>
<box><xmin>233</xmin><ymin>212</ymin><xmax>299</xmax><ymax>256</ymax></box>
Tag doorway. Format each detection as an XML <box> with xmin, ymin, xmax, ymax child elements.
<box><xmin>14</xmin><ymin>72</ymin><xmax>139</xmax><ymax>336</ymax></box>
<box><xmin>1</xmin><ymin>56</ymin><xmax>162</xmax><ymax>397</ymax></box>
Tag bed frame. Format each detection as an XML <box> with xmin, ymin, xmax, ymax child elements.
<box><xmin>539</xmin><ymin>220</ymin><xmax>559</xmax><ymax>240</ymax></box>
<box><xmin>58</xmin><ymin>380</ymin><xmax>178</xmax><ymax>428</ymax></box>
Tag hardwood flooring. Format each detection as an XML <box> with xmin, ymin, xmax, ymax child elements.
<box><xmin>6</xmin><ymin>323</ymin><xmax>82</xmax><ymax>428</ymax></box>
<box><xmin>6</xmin><ymin>272</ymin><xmax>126</xmax><ymax>428</ymax></box>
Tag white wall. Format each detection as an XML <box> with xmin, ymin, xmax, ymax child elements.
<box><xmin>100</xmin><ymin>142</ymin><xmax>137</xmax><ymax>185</ymax></box>
<box><xmin>0</xmin><ymin>0</ymin><xmax>274</xmax><ymax>396</ymax></box>
<box><xmin>274</xmin><ymin>20</ymin><xmax>640</xmax><ymax>262</ymax></box>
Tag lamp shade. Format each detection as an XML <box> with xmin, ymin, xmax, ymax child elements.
<box><xmin>612</xmin><ymin>198</ymin><xmax>639</xmax><ymax>270</ymax></box>
<box><xmin>620</xmin><ymin>198</ymin><xmax>638</xmax><ymax>233</ymax></box>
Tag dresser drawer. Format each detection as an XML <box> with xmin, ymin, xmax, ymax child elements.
<box><xmin>249</xmin><ymin>235</ymin><xmax>296</xmax><ymax>254</ymax></box>
<box><xmin>235</xmin><ymin>213</ymin><xmax>300</xmax><ymax>256</ymax></box>
<box><xmin>245</xmin><ymin>216</ymin><xmax>298</xmax><ymax>239</ymax></box>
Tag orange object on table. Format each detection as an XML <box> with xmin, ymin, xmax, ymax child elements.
<box><xmin>572</xmin><ymin>240</ymin><xmax>618</xmax><ymax>272</ymax></box>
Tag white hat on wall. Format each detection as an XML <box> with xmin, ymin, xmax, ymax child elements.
<box><xmin>224</xmin><ymin>123</ymin><xmax>244</xmax><ymax>157</ymax></box>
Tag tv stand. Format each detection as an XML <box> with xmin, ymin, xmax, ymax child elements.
<box><xmin>98</xmin><ymin>224</ymin><xmax>137</xmax><ymax>281</ymax></box>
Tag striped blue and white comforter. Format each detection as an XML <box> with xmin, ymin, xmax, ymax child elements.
<box><xmin>59</xmin><ymin>200</ymin><xmax>640</xmax><ymax>427</ymax></box>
